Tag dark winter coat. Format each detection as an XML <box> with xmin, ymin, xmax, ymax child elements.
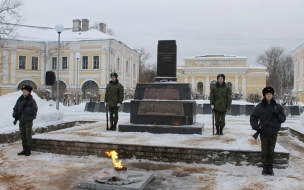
<box><xmin>104</xmin><ymin>80</ymin><xmax>124</xmax><ymax>107</ymax></box>
<box><xmin>250</xmin><ymin>98</ymin><xmax>286</xmax><ymax>137</ymax></box>
<box><xmin>13</xmin><ymin>94</ymin><xmax>38</xmax><ymax>123</ymax></box>
<box><xmin>210</xmin><ymin>82</ymin><xmax>232</xmax><ymax>113</ymax></box>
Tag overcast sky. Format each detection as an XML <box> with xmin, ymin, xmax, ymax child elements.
<box><xmin>21</xmin><ymin>0</ymin><xmax>304</xmax><ymax>66</ymax></box>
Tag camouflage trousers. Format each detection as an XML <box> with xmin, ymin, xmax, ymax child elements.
<box><xmin>260</xmin><ymin>134</ymin><xmax>278</xmax><ymax>163</ymax></box>
<box><xmin>109</xmin><ymin>107</ymin><xmax>119</xmax><ymax>123</ymax></box>
<box><xmin>19</xmin><ymin>121</ymin><xmax>33</xmax><ymax>146</ymax></box>
<box><xmin>214</xmin><ymin>111</ymin><xmax>226</xmax><ymax>128</ymax></box>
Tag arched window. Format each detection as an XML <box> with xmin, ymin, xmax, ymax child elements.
<box><xmin>18</xmin><ymin>80</ymin><xmax>38</xmax><ymax>93</ymax></box>
<box><xmin>51</xmin><ymin>81</ymin><xmax>67</xmax><ymax>101</ymax></box>
<box><xmin>197</xmin><ymin>82</ymin><xmax>203</xmax><ymax>94</ymax></box>
<box><xmin>82</xmin><ymin>81</ymin><xmax>99</xmax><ymax>100</ymax></box>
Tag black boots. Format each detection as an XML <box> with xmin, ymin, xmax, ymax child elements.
<box><xmin>112</xmin><ymin>121</ymin><xmax>117</xmax><ymax>131</ymax></box>
<box><xmin>109</xmin><ymin>121</ymin><xmax>114</xmax><ymax>130</ymax></box>
<box><xmin>262</xmin><ymin>163</ymin><xmax>268</xmax><ymax>175</ymax></box>
<box><xmin>268</xmin><ymin>163</ymin><xmax>274</xmax><ymax>176</ymax></box>
<box><xmin>17</xmin><ymin>145</ymin><xmax>31</xmax><ymax>156</ymax></box>
<box><xmin>215</xmin><ymin>126</ymin><xmax>220</xmax><ymax>135</ymax></box>
<box><xmin>17</xmin><ymin>146</ymin><xmax>27</xmax><ymax>155</ymax></box>
<box><xmin>220</xmin><ymin>127</ymin><xmax>224</xmax><ymax>135</ymax></box>
<box><xmin>262</xmin><ymin>163</ymin><xmax>274</xmax><ymax>176</ymax></box>
<box><xmin>109</xmin><ymin>121</ymin><xmax>117</xmax><ymax>131</ymax></box>
<box><xmin>25</xmin><ymin>145</ymin><xmax>31</xmax><ymax>156</ymax></box>
<box><xmin>215</xmin><ymin>126</ymin><xmax>224</xmax><ymax>135</ymax></box>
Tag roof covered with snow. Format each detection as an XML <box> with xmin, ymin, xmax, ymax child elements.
<box><xmin>5</xmin><ymin>23</ymin><xmax>116</xmax><ymax>42</ymax></box>
<box><xmin>184</xmin><ymin>54</ymin><xmax>247</xmax><ymax>59</ymax></box>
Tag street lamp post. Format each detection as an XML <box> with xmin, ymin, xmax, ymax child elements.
<box><xmin>75</xmin><ymin>53</ymin><xmax>81</xmax><ymax>105</ymax></box>
<box><xmin>55</xmin><ymin>24</ymin><xmax>64</xmax><ymax>110</ymax></box>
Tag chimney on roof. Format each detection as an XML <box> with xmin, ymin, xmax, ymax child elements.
<box><xmin>82</xmin><ymin>19</ymin><xmax>89</xmax><ymax>31</ymax></box>
<box><xmin>99</xmin><ymin>23</ymin><xmax>107</xmax><ymax>33</ymax></box>
<box><xmin>72</xmin><ymin>19</ymin><xmax>81</xmax><ymax>32</ymax></box>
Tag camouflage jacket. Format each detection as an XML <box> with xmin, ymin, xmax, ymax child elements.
<box><xmin>210</xmin><ymin>82</ymin><xmax>232</xmax><ymax>113</ymax></box>
<box><xmin>104</xmin><ymin>80</ymin><xmax>124</xmax><ymax>107</ymax></box>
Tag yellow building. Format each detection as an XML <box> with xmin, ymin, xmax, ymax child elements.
<box><xmin>291</xmin><ymin>43</ymin><xmax>304</xmax><ymax>102</ymax></box>
<box><xmin>0</xmin><ymin>19</ymin><xmax>140</xmax><ymax>100</ymax></box>
<box><xmin>177</xmin><ymin>54</ymin><xmax>268</xmax><ymax>99</ymax></box>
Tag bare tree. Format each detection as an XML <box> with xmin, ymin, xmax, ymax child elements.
<box><xmin>139</xmin><ymin>63</ymin><xmax>157</xmax><ymax>82</ymax></box>
<box><xmin>136</xmin><ymin>47</ymin><xmax>154</xmax><ymax>82</ymax></box>
<box><xmin>0</xmin><ymin>0</ymin><xmax>23</xmax><ymax>41</ymax></box>
<box><xmin>256</xmin><ymin>46</ymin><xmax>294</xmax><ymax>99</ymax></box>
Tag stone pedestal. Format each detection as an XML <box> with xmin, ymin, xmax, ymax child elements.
<box><xmin>80</xmin><ymin>168</ymin><xmax>154</xmax><ymax>190</ymax></box>
<box><xmin>118</xmin><ymin>83</ymin><xmax>203</xmax><ymax>134</ymax></box>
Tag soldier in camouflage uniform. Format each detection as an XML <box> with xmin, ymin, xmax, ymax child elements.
<box><xmin>104</xmin><ymin>72</ymin><xmax>124</xmax><ymax>131</ymax></box>
<box><xmin>210</xmin><ymin>73</ymin><xmax>232</xmax><ymax>135</ymax></box>
<box><xmin>250</xmin><ymin>87</ymin><xmax>286</xmax><ymax>176</ymax></box>
<box><xmin>13</xmin><ymin>85</ymin><xmax>38</xmax><ymax>156</ymax></box>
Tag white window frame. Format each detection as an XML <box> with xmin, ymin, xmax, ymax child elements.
<box><xmin>126</xmin><ymin>61</ymin><xmax>129</xmax><ymax>73</ymax></box>
<box><xmin>18</xmin><ymin>55</ymin><xmax>26</xmax><ymax>70</ymax></box>
<box><xmin>92</xmin><ymin>55</ymin><xmax>100</xmax><ymax>70</ymax></box>
<box><xmin>31</xmin><ymin>56</ymin><xmax>39</xmax><ymax>70</ymax></box>
<box><xmin>117</xmin><ymin>57</ymin><xmax>120</xmax><ymax>71</ymax></box>
<box><xmin>62</xmin><ymin>56</ymin><xmax>68</xmax><ymax>70</ymax></box>
<box><xmin>82</xmin><ymin>55</ymin><xmax>88</xmax><ymax>70</ymax></box>
<box><xmin>52</xmin><ymin>57</ymin><xmax>58</xmax><ymax>70</ymax></box>
<box><xmin>133</xmin><ymin>63</ymin><xmax>136</xmax><ymax>75</ymax></box>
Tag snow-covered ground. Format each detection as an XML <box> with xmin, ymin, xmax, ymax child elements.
<box><xmin>1</xmin><ymin>92</ymin><xmax>304</xmax><ymax>189</ymax></box>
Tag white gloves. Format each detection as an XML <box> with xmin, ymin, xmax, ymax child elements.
<box><xmin>104</xmin><ymin>102</ymin><xmax>107</xmax><ymax>107</ymax></box>
<box><xmin>117</xmin><ymin>103</ymin><xmax>121</xmax><ymax>107</ymax></box>
<box><xmin>211</xmin><ymin>105</ymin><xmax>214</xmax><ymax>109</ymax></box>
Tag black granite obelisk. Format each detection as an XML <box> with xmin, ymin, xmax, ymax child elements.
<box><xmin>155</xmin><ymin>40</ymin><xmax>177</xmax><ymax>82</ymax></box>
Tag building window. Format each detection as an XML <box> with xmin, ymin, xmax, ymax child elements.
<box><xmin>197</xmin><ymin>82</ymin><xmax>203</xmax><ymax>94</ymax></box>
<box><xmin>82</xmin><ymin>56</ymin><xmax>88</xmax><ymax>69</ymax></box>
<box><xmin>93</xmin><ymin>56</ymin><xmax>99</xmax><ymax>69</ymax></box>
<box><xmin>62</xmin><ymin>57</ymin><xmax>68</xmax><ymax>70</ymax></box>
<box><xmin>133</xmin><ymin>64</ymin><xmax>136</xmax><ymax>75</ymax></box>
<box><xmin>126</xmin><ymin>61</ymin><xmax>129</xmax><ymax>73</ymax></box>
<box><xmin>31</xmin><ymin>56</ymin><xmax>38</xmax><ymax>70</ymax></box>
<box><xmin>52</xmin><ymin>57</ymin><xmax>57</xmax><ymax>70</ymax></box>
<box><xmin>19</xmin><ymin>56</ymin><xmax>26</xmax><ymax>69</ymax></box>
<box><xmin>117</xmin><ymin>58</ymin><xmax>120</xmax><ymax>71</ymax></box>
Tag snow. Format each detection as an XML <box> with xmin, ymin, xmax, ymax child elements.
<box><xmin>0</xmin><ymin>91</ymin><xmax>64</xmax><ymax>134</ymax></box>
<box><xmin>12</xmin><ymin>25</ymin><xmax>115</xmax><ymax>42</ymax></box>
<box><xmin>1</xmin><ymin>91</ymin><xmax>304</xmax><ymax>189</ymax></box>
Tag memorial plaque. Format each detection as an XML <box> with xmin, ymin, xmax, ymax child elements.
<box><xmin>155</xmin><ymin>40</ymin><xmax>177</xmax><ymax>81</ymax></box>
<box><xmin>138</xmin><ymin>102</ymin><xmax>184</xmax><ymax>116</ymax></box>
<box><xmin>143</xmin><ymin>88</ymin><xmax>180</xmax><ymax>100</ymax></box>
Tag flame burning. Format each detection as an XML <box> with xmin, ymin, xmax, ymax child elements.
<box><xmin>105</xmin><ymin>150</ymin><xmax>123</xmax><ymax>169</ymax></box>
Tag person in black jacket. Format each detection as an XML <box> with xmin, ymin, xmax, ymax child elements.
<box><xmin>250</xmin><ymin>87</ymin><xmax>286</xmax><ymax>176</ymax></box>
<box><xmin>13</xmin><ymin>85</ymin><xmax>38</xmax><ymax>156</ymax></box>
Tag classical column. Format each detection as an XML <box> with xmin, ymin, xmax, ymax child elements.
<box><xmin>184</xmin><ymin>76</ymin><xmax>188</xmax><ymax>83</ymax></box>
<box><xmin>101</xmin><ymin>49</ymin><xmax>106</xmax><ymax>86</ymax></box>
<box><xmin>242</xmin><ymin>76</ymin><xmax>246</xmax><ymax>97</ymax></box>
<box><xmin>234</xmin><ymin>76</ymin><xmax>239</xmax><ymax>93</ymax></box>
<box><xmin>11</xmin><ymin>50</ymin><xmax>16</xmax><ymax>85</ymax></box>
<box><xmin>3</xmin><ymin>50</ymin><xmax>8</xmax><ymax>84</ymax></box>
<box><xmin>191</xmin><ymin>76</ymin><xmax>195</xmax><ymax>92</ymax></box>
<box><xmin>205</xmin><ymin>76</ymin><xmax>210</xmax><ymax>95</ymax></box>
<box><xmin>69</xmin><ymin>52</ymin><xmax>74</xmax><ymax>86</ymax></box>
